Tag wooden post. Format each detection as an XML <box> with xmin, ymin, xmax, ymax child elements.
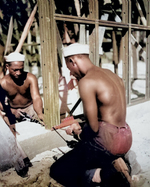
<box><xmin>146</xmin><ymin>0</ymin><xmax>150</xmax><ymax>99</ymax></box>
<box><xmin>120</xmin><ymin>0</ymin><xmax>129</xmax><ymax>104</ymax></box>
<box><xmin>112</xmin><ymin>30</ymin><xmax>119</xmax><ymax>74</ymax></box>
<box><xmin>89</xmin><ymin>0</ymin><xmax>99</xmax><ymax>66</ymax></box>
<box><xmin>4</xmin><ymin>16</ymin><xmax>13</xmax><ymax>55</ymax></box>
<box><xmin>38</xmin><ymin>0</ymin><xmax>60</xmax><ymax>128</ymax></box>
<box><xmin>127</xmin><ymin>0</ymin><xmax>131</xmax><ymax>104</ymax></box>
<box><xmin>15</xmin><ymin>4</ymin><xmax>38</xmax><ymax>53</ymax></box>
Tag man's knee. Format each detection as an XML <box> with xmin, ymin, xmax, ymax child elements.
<box><xmin>0</xmin><ymin>102</ymin><xmax>6</xmax><ymax>117</ymax></box>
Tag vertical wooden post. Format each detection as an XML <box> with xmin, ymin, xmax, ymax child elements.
<box><xmin>112</xmin><ymin>31</ymin><xmax>119</xmax><ymax>74</ymax></box>
<box><xmin>89</xmin><ymin>0</ymin><xmax>99</xmax><ymax>66</ymax></box>
<box><xmin>146</xmin><ymin>0</ymin><xmax>150</xmax><ymax>99</ymax></box>
<box><xmin>95</xmin><ymin>0</ymin><xmax>99</xmax><ymax>67</ymax></box>
<box><xmin>128</xmin><ymin>0</ymin><xmax>132</xmax><ymax>104</ymax></box>
<box><xmin>38</xmin><ymin>0</ymin><xmax>60</xmax><ymax>128</ymax></box>
<box><xmin>132</xmin><ymin>32</ymin><xmax>138</xmax><ymax>79</ymax></box>
<box><xmin>121</xmin><ymin>0</ymin><xmax>129</xmax><ymax>104</ymax></box>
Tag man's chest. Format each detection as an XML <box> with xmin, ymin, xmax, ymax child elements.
<box><xmin>6</xmin><ymin>82</ymin><xmax>30</xmax><ymax>97</ymax></box>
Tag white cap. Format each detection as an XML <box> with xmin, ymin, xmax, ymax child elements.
<box><xmin>4</xmin><ymin>52</ymin><xmax>25</xmax><ymax>62</ymax></box>
<box><xmin>62</xmin><ymin>43</ymin><xmax>89</xmax><ymax>57</ymax></box>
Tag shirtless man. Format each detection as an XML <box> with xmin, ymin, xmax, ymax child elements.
<box><xmin>50</xmin><ymin>43</ymin><xmax>132</xmax><ymax>187</ymax></box>
<box><xmin>0</xmin><ymin>52</ymin><xmax>44</xmax><ymax>127</ymax></box>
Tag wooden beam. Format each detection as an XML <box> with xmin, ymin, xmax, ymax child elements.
<box><xmin>38</xmin><ymin>0</ymin><xmax>59</xmax><ymax>128</ymax></box>
<box><xmin>15</xmin><ymin>4</ymin><xmax>37</xmax><ymax>52</ymax></box>
<box><xmin>146</xmin><ymin>0</ymin><xmax>150</xmax><ymax>99</ymax></box>
<box><xmin>131</xmin><ymin>34</ymin><xmax>146</xmax><ymax>61</ymax></box>
<box><xmin>135</xmin><ymin>0</ymin><xmax>147</xmax><ymax>26</ymax></box>
<box><xmin>4</xmin><ymin>16</ymin><xmax>13</xmax><ymax>55</ymax></box>
<box><xmin>112</xmin><ymin>31</ymin><xmax>119</xmax><ymax>74</ymax></box>
<box><xmin>121</xmin><ymin>0</ymin><xmax>129</xmax><ymax>104</ymax></box>
<box><xmin>88</xmin><ymin>0</ymin><xmax>99</xmax><ymax>66</ymax></box>
<box><xmin>128</xmin><ymin>0</ymin><xmax>132</xmax><ymax>104</ymax></box>
<box><xmin>54</xmin><ymin>14</ymin><xmax>150</xmax><ymax>30</ymax></box>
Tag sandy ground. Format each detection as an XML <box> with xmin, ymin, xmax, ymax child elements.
<box><xmin>125</xmin><ymin>101</ymin><xmax>150</xmax><ymax>187</ymax></box>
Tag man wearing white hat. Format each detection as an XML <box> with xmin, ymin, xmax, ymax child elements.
<box><xmin>0</xmin><ymin>52</ymin><xmax>44</xmax><ymax>129</ymax></box>
<box><xmin>50</xmin><ymin>43</ymin><xmax>132</xmax><ymax>187</ymax></box>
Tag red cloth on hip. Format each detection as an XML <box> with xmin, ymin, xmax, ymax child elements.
<box><xmin>93</xmin><ymin>121</ymin><xmax>132</xmax><ymax>155</ymax></box>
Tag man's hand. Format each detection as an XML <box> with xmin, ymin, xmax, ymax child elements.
<box><xmin>38</xmin><ymin>113</ymin><xmax>45</xmax><ymax>126</ymax></box>
<box><xmin>65</xmin><ymin>122</ymin><xmax>82</xmax><ymax>136</ymax></box>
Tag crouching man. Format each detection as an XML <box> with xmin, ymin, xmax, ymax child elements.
<box><xmin>0</xmin><ymin>52</ymin><xmax>44</xmax><ymax>125</ymax></box>
<box><xmin>50</xmin><ymin>43</ymin><xmax>132</xmax><ymax>187</ymax></box>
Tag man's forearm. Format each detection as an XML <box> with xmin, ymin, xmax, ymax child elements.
<box><xmin>33</xmin><ymin>98</ymin><xmax>44</xmax><ymax>118</ymax></box>
<box><xmin>79</xmin><ymin>122</ymin><xmax>99</xmax><ymax>141</ymax></box>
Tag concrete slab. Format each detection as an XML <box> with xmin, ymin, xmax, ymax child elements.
<box><xmin>16</xmin><ymin>122</ymin><xmax>75</xmax><ymax>160</ymax></box>
<box><xmin>0</xmin><ymin>116</ymin><xmax>25</xmax><ymax>171</ymax></box>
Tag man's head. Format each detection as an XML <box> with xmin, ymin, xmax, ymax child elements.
<box><xmin>4</xmin><ymin>52</ymin><xmax>25</xmax><ymax>79</ymax></box>
<box><xmin>62</xmin><ymin>43</ymin><xmax>89</xmax><ymax>80</ymax></box>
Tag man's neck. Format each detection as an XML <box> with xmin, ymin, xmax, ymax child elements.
<box><xmin>11</xmin><ymin>72</ymin><xmax>28</xmax><ymax>86</ymax></box>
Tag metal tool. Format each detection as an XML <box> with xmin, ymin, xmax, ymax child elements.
<box><xmin>52</xmin><ymin>127</ymin><xmax>79</xmax><ymax>149</ymax></box>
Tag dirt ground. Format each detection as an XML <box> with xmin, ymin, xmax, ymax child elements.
<box><xmin>0</xmin><ymin>158</ymin><xmax>63</xmax><ymax>187</ymax></box>
<box><xmin>0</xmin><ymin>147</ymin><xmax>149</xmax><ymax>187</ymax></box>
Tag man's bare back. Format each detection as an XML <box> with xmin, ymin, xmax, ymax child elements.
<box><xmin>77</xmin><ymin>65</ymin><xmax>126</xmax><ymax>134</ymax></box>
<box><xmin>82</xmin><ymin>66</ymin><xmax>126</xmax><ymax>127</ymax></box>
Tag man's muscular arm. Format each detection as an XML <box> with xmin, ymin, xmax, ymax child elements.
<box><xmin>28</xmin><ymin>73</ymin><xmax>44</xmax><ymax>123</ymax></box>
<box><xmin>79</xmin><ymin>78</ymin><xmax>99</xmax><ymax>133</ymax></box>
<box><xmin>66</xmin><ymin>79</ymin><xmax>99</xmax><ymax>140</ymax></box>
<box><xmin>0</xmin><ymin>86</ymin><xmax>17</xmax><ymax>136</ymax></box>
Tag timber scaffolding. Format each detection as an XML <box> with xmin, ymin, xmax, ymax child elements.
<box><xmin>0</xmin><ymin>0</ymin><xmax>150</xmax><ymax>129</ymax></box>
<box><xmin>38</xmin><ymin>0</ymin><xmax>150</xmax><ymax>128</ymax></box>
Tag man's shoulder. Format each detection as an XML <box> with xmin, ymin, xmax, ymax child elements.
<box><xmin>0</xmin><ymin>72</ymin><xmax>4</xmax><ymax>79</ymax></box>
<box><xmin>26</xmin><ymin>72</ymin><xmax>36</xmax><ymax>79</ymax></box>
<box><xmin>26</xmin><ymin>71</ymin><xmax>35</xmax><ymax>76</ymax></box>
<box><xmin>79</xmin><ymin>73</ymin><xmax>101</xmax><ymax>87</ymax></box>
<box><xmin>0</xmin><ymin>74</ymin><xmax>10</xmax><ymax>86</ymax></box>
<box><xmin>78</xmin><ymin>76</ymin><xmax>96</xmax><ymax>95</ymax></box>
<box><xmin>26</xmin><ymin>72</ymin><xmax>38</xmax><ymax>84</ymax></box>
<box><xmin>0</xmin><ymin>79</ymin><xmax>9</xmax><ymax>91</ymax></box>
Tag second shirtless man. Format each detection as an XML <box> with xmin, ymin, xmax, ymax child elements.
<box><xmin>0</xmin><ymin>52</ymin><xmax>44</xmax><ymax>126</ymax></box>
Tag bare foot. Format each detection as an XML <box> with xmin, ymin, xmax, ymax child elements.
<box><xmin>92</xmin><ymin>168</ymin><xmax>101</xmax><ymax>183</ymax></box>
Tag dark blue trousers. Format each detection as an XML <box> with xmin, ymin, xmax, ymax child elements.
<box><xmin>50</xmin><ymin>140</ymin><xmax>124</xmax><ymax>187</ymax></box>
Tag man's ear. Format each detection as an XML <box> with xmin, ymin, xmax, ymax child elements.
<box><xmin>5</xmin><ymin>63</ymin><xmax>9</xmax><ymax>69</ymax></box>
<box><xmin>70</xmin><ymin>57</ymin><xmax>76</xmax><ymax>66</ymax></box>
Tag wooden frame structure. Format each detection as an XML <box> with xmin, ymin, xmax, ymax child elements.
<box><xmin>38</xmin><ymin>0</ymin><xmax>60</xmax><ymax>128</ymax></box>
<box><xmin>37</xmin><ymin>0</ymin><xmax>150</xmax><ymax>128</ymax></box>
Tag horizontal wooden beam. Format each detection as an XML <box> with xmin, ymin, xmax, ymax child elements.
<box><xmin>9</xmin><ymin>43</ymin><xmax>40</xmax><ymax>47</ymax></box>
<box><xmin>54</xmin><ymin>13</ymin><xmax>150</xmax><ymax>31</ymax></box>
<box><xmin>55</xmin><ymin>13</ymin><xmax>128</xmax><ymax>28</ymax></box>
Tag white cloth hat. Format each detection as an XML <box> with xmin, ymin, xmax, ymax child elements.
<box><xmin>4</xmin><ymin>52</ymin><xmax>25</xmax><ymax>62</ymax></box>
<box><xmin>63</xmin><ymin>43</ymin><xmax>89</xmax><ymax>57</ymax></box>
